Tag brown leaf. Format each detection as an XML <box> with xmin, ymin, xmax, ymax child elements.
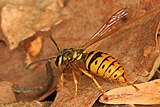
<box><xmin>99</xmin><ymin>79</ymin><xmax>160</xmax><ymax>105</ymax></box>
<box><xmin>140</xmin><ymin>23</ymin><xmax>160</xmax><ymax>83</ymax></box>
<box><xmin>0</xmin><ymin>0</ymin><xmax>159</xmax><ymax>106</ymax></box>
<box><xmin>50</xmin><ymin>3</ymin><xmax>160</xmax><ymax>107</ymax></box>
<box><xmin>14</xmin><ymin>61</ymin><xmax>58</xmax><ymax>101</ymax></box>
<box><xmin>25</xmin><ymin>36</ymin><xmax>43</xmax><ymax>66</ymax></box>
<box><xmin>0</xmin><ymin>81</ymin><xmax>16</xmax><ymax>104</ymax></box>
<box><xmin>97</xmin><ymin>5</ymin><xmax>160</xmax><ymax>83</ymax></box>
<box><xmin>1</xmin><ymin>0</ymin><xmax>65</xmax><ymax>50</ymax></box>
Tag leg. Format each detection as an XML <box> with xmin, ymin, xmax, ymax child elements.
<box><xmin>60</xmin><ymin>73</ymin><xmax>65</xmax><ymax>87</ymax></box>
<box><xmin>126</xmin><ymin>82</ymin><xmax>139</xmax><ymax>91</ymax></box>
<box><xmin>79</xmin><ymin>68</ymin><xmax>105</xmax><ymax>94</ymax></box>
<box><xmin>56</xmin><ymin>64</ymin><xmax>66</xmax><ymax>91</ymax></box>
<box><xmin>123</xmin><ymin>75</ymin><xmax>139</xmax><ymax>91</ymax></box>
<box><xmin>57</xmin><ymin>73</ymin><xmax>65</xmax><ymax>91</ymax></box>
<box><xmin>71</xmin><ymin>70</ymin><xmax>78</xmax><ymax>99</ymax></box>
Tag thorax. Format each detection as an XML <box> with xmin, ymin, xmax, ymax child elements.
<box><xmin>55</xmin><ymin>48</ymin><xmax>87</xmax><ymax>67</ymax></box>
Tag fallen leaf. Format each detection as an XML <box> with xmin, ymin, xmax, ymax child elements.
<box><xmin>99</xmin><ymin>79</ymin><xmax>160</xmax><ymax>105</ymax></box>
<box><xmin>0</xmin><ymin>0</ymin><xmax>159</xmax><ymax>106</ymax></box>
<box><xmin>14</xmin><ymin>61</ymin><xmax>58</xmax><ymax>101</ymax></box>
<box><xmin>24</xmin><ymin>35</ymin><xmax>43</xmax><ymax>66</ymax></box>
<box><xmin>97</xmin><ymin>7</ymin><xmax>160</xmax><ymax>83</ymax></box>
<box><xmin>1</xmin><ymin>0</ymin><xmax>65</xmax><ymax>50</ymax></box>
<box><xmin>50</xmin><ymin>2</ymin><xmax>160</xmax><ymax>107</ymax></box>
<box><xmin>138</xmin><ymin>22</ymin><xmax>160</xmax><ymax>82</ymax></box>
<box><xmin>27</xmin><ymin>36</ymin><xmax>42</xmax><ymax>57</ymax></box>
<box><xmin>35</xmin><ymin>61</ymin><xmax>58</xmax><ymax>101</ymax></box>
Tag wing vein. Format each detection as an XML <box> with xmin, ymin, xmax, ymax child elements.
<box><xmin>82</xmin><ymin>8</ymin><xmax>129</xmax><ymax>49</ymax></box>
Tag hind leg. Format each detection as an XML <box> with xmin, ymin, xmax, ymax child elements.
<box><xmin>123</xmin><ymin>75</ymin><xmax>139</xmax><ymax>91</ymax></box>
<box><xmin>79</xmin><ymin>68</ymin><xmax>105</xmax><ymax>94</ymax></box>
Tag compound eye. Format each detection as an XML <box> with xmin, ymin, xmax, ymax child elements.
<box><xmin>55</xmin><ymin>56</ymin><xmax>59</xmax><ymax>66</ymax></box>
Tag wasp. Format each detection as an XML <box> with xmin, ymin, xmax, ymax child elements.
<box><xmin>27</xmin><ymin>8</ymin><xmax>138</xmax><ymax>98</ymax></box>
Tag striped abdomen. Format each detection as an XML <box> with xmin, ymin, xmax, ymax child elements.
<box><xmin>85</xmin><ymin>51</ymin><xmax>126</xmax><ymax>82</ymax></box>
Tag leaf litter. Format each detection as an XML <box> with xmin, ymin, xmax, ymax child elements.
<box><xmin>99</xmin><ymin>79</ymin><xmax>160</xmax><ymax>105</ymax></box>
<box><xmin>1</xmin><ymin>0</ymin><xmax>65</xmax><ymax>50</ymax></box>
<box><xmin>0</xmin><ymin>0</ymin><xmax>159</xmax><ymax>107</ymax></box>
<box><xmin>50</xmin><ymin>2</ymin><xmax>160</xmax><ymax>107</ymax></box>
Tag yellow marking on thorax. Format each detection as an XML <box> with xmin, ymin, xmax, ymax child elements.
<box><xmin>77</xmin><ymin>54</ymin><xmax>82</xmax><ymax>60</ymax></box>
<box><xmin>63</xmin><ymin>57</ymin><xmax>67</xmax><ymax>61</ymax></box>
<box><xmin>73</xmin><ymin>51</ymin><xmax>77</xmax><ymax>59</ymax></box>
<box><xmin>83</xmin><ymin>50</ymin><xmax>87</xmax><ymax>53</ymax></box>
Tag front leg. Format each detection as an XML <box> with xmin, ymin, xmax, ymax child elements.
<box><xmin>57</xmin><ymin>65</ymin><xmax>65</xmax><ymax>91</ymax></box>
<box><xmin>71</xmin><ymin>70</ymin><xmax>78</xmax><ymax>99</ymax></box>
<box><xmin>57</xmin><ymin>73</ymin><xmax>65</xmax><ymax>92</ymax></box>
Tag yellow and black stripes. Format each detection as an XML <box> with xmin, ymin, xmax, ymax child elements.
<box><xmin>55</xmin><ymin>49</ymin><xmax>126</xmax><ymax>82</ymax></box>
<box><xmin>85</xmin><ymin>51</ymin><xmax>125</xmax><ymax>81</ymax></box>
<box><xmin>55</xmin><ymin>55</ymin><xmax>63</xmax><ymax>66</ymax></box>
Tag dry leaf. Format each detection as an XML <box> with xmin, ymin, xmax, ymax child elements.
<box><xmin>99</xmin><ymin>79</ymin><xmax>160</xmax><ymax>105</ymax></box>
<box><xmin>50</xmin><ymin>3</ymin><xmax>160</xmax><ymax>107</ymax></box>
<box><xmin>27</xmin><ymin>36</ymin><xmax>42</xmax><ymax>57</ymax></box>
<box><xmin>0</xmin><ymin>81</ymin><xmax>16</xmax><ymax>104</ymax></box>
<box><xmin>35</xmin><ymin>61</ymin><xmax>58</xmax><ymax>101</ymax></box>
<box><xmin>1</xmin><ymin>0</ymin><xmax>65</xmax><ymax>50</ymax></box>
<box><xmin>138</xmin><ymin>22</ymin><xmax>160</xmax><ymax>82</ymax></box>
<box><xmin>0</xmin><ymin>0</ymin><xmax>159</xmax><ymax>106</ymax></box>
<box><xmin>97</xmin><ymin>7</ymin><xmax>160</xmax><ymax>83</ymax></box>
<box><xmin>14</xmin><ymin>61</ymin><xmax>58</xmax><ymax>101</ymax></box>
<box><xmin>25</xmin><ymin>36</ymin><xmax>42</xmax><ymax>66</ymax></box>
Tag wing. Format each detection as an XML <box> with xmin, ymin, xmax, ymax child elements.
<box><xmin>82</xmin><ymin>8</ymin><xmax>130</xmax><ymax>49</ymax></box>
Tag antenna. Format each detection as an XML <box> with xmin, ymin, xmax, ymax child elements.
<box><xmin>26</xmin><ymin>56</ymin><xmax>56</xmax><ymax>69</ymax></box>
<box><xmin>50</xmin><ymin>35</ymin><xmax>60</xmax><ymax>51</ymax></box>
<box><xmin>26</xmin><ymin>35</ymin><xmax>60</xmax><ymax>69</ymax></box>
